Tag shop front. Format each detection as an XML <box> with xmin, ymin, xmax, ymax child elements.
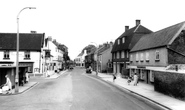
<box><xmin>129</xmin><ymin>65</ymin><xmax>154</xmax><ymax>84</ymax></box>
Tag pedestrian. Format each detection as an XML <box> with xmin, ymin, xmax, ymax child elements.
<box><xmin>25</xmin><ymin>71</ymin><xmax>29</xmax><ymax>83</ymax></box>
<box><xmin>3</xmin><ymin>75</ymin><xmax>12</xmax><ymax>94</ymax></box>
<box><xmin>127</xmin><ymin>76</ymin><xmax>132</xmax><ymax>85</ymax></box>
<box><xmin>113</xmin><ymin>73</ymin><xmax>116</xmax><ymax>82</ymax></box>
<box><xmin>133</xmin><ymin>73</ymin><xmax>138</xmax><ymax>86</ymax></box>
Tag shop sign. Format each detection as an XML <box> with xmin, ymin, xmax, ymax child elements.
<box><xmin>0</xmin><ymin>64</ymin><xmax>13</xmax><ymax>67</ymax></box>
<box><xmin>137</xmin><ymin>66</ymin><xmax>146</xmax><ymax>69</ymax></box>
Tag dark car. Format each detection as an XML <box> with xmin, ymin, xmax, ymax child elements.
<box><xmin>86</xmin><ymin>67</ymin><xmax>92</xmax><ymax>74</ymax></box>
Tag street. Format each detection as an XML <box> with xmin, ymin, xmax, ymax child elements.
<box><xmin>0</xmin><ymin>67</ymin><xmax>164</xmax><ymax>110</ymax></box>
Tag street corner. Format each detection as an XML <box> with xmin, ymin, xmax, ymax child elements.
<box><xmin>0</xmin><ymin>82</ymin><xmax>39</xmax><ymax>96</ymax></box>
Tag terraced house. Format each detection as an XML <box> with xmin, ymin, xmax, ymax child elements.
<box><xmin>111</xmin><ymin>20</ymin><xmax>152</xmax><ymax>77</ymax></box>
<box><xmin>129</xmin><ymin>21</ymin><xmax>185</xmax><ymax>84</ymax></box>
<box><xmin>0</xmin><ymin>33</ymin><xmax>44</xmax><ymax>88</ymax></box>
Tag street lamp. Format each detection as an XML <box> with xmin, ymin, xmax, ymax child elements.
<box><xmin>15</xmin><ymin>7</ymin><xmax>36</xmax><ymax>93</ymax></box>
<box><xmin>90</xmin><ymin>42</ymin><xmax>98</xmax><ymax>76</ymax></box>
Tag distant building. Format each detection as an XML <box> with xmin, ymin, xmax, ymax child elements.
<box><xmin>74</xmin><ymin>50</ymin><xmax>87</xmax><ymax>67</ymax></box>
<box><xmin>97</xmin><ymin>42</ymin><xmax>113</xmax><ymax>73</ymax></box>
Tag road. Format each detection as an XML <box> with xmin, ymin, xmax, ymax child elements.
<box><xmin>0</xmin><ymin>67</ymin><xmax>164</xmax><ymax>110</ymax></box>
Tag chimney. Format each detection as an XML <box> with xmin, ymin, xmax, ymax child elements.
<box><xmin>31</xmin><ymin>31</ymin><xmax>37</xmax><ymax>34</ymax></box>
<box><xmin>136</xmin><ymin>19</ymin><xmax>141</xmax><ymax>26</ymax></box>
<box><xmin>125</xmin><ymin>26</ymin><xmax>129</xmax><ymax>31</ymax></box>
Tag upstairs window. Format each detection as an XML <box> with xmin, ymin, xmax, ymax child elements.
<box><xmin>121</xmin><ymin>51</ymin><xmax>125</xmax><ymax>58</ymax></box>
<box><xmin>136</xmin><ymin>53</ymin><xmax>139</xmax><ymax>62</ymax></box>
<box><xmin>4</xmin><ymin>51</ymin><xmax>10</xmax><ymax>59</ymax></box>
<box><xmin>155</xmin><ymin>51</ymin><xmax>160</xmax><ymax>61</ymax></box>
<box><xmin>116</xmin><ymin>52</ymin><xmax>120</xmax><ymax>59</ymax></box>
<box><xmin>140</xmin><ymin>53</ymin><xmax>144</xmax><ymax>62</ymax></box>
<box><xmin>122</xmin><ymin>37</ymin><xmax>125</xmax><ymax>43</ymax></box>
<box><xmin>146</xmin><ymin>52</ymin><xmax>149</xmax><ymax>62</ymax></box>
<box><xmin>130</xmin><ymin>55</ymin><xmax>133</xmax><ymax>62</ymax></box>
<box><xmin>118</xmin><ymin>39</ymin><xmax>120</xmax><ymax>45</ymax></box>
<box><xmin>24</xmin><ymin>51</ymin><xmax>30</xmax><ymax>59</ymax></box>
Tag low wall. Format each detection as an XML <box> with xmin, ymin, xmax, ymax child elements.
<box><xmin>154</xmin><ymin>71</ymin><xmax>185</xmax><ymax>100</ymax></box>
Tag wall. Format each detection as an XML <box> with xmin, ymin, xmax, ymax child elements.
<box><xmin>168</xmin><ymin>31</ymin><xmax>185</xmax><ymax>64</ymax></box>
<box><xmin>130</xmin><ymin>47</ymin><xmax>168</xmax><ymax>67</ymax></box>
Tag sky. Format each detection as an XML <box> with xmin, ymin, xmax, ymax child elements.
<box><xmin>1</xmin><ymin>0</ymin><xmax>185</xmax><ymax>60</ymax></box>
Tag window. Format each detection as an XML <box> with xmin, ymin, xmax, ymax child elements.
<box><xmin>118</xmin><ymin>39</ymin><xmax>120</xmax><ymax>45</ymax></box>
<box><xmin>24</xmin><ymin>51</ymin><xmax>30</xmax><ymax>59</ymax></box>
<box><xmin>4</xmin><ymin>51</ymin><xmax>10</xmax><ymax>59</ymax></box>
<box><xmin>121</xmin><ymin>51</ymin><xmax>125</xmax><ymax>58</ymax></box>
<box><xmin>155</xmin><ymin>51</ymin><xmax>160</xmax><ymax>61</ymax></box>
<box><xmin>140</xmin><ymin>53</ymin><xmax>144</xmax><ymax>62</ymax></box>
<box><xmin>122</xmin><ymin>37</ymin><xmax>125</xmax><ymax>43</ymax></box>
<box><xmin>136</xmin><ymin>53</ymin><xmax>139</xmax><ymax>62</ymax></box>
<box><xmin>116</xmin><ymin>52</ymin><xmax>120</xmax><ymax>59</ymax></box>
<box><xmin>126</xmin><ymin>51</ymin><xmax>129</xmax><ymax>58</ymax></box>
<box><xmin>146</xmin><ymin>52</ymin><xmax>149</xmax><ymax>62</ymax></box>
<box><xmin>130</xmin><ymin>55</ymin><xmax>133</xmax><ymax>62</ymax></box>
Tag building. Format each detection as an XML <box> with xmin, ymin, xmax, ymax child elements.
<box><xmin>129</xmin><ymin>21</ymin><xmax>185</xmax><ymax>84</ymax></box>
<box><xmin>42</xmin><ymin>37</ymin><xmax>66</xmax><ymax>76</ymax></box>
<box><xmin>0</xmin><ymin>33</ymin><xmax>44</xmax><ymax>87</ymax></box>
<box><xmin>74</xmin><ymin>50</ymin><xmax>87</xmax><ymax>67</ymax></box>
<box><xmin>111</xmin><ymin>20</ymin><xmax>152</xmax><ymax>77</ymax></box>
<box><xmin>97</xmin><ymin>42</ymin><xmax>113</xmax><ymax>73</ymax></box>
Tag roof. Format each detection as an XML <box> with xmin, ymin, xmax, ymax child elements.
<box><xmin>131</xmin><ymin>21</ymin><xmax>185</xmax><ymax>52</ymax></box>
<box><xmin>98</xmin><ymin>43</ymin><xmax>111</xmax><ymax>55</ymax></box>
<box><xmin>111</xmin><ymin>25</ymin><xmax>152</xmax><ymax>53</ymax></box>
<box><xmin>0</xmin><ymin>33</ymin><xmax>45</xmax><ymax>51</ymax></box>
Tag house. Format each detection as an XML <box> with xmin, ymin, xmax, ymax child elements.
<box><xmin>97</xmin><ymin>42</ymin><xmax>113</xmax><ymax>73</ymax></box>
<box><xmin>0</xmin><ymin>33</ymin><xmax>44</xmax><ymax>87</ymax></box>
<box><xmin>111</xmin><ymin>20</ymin><xmax>152</xmax><ymax>77</ymax></box>
<box><xmin>129</xmin><ymin>21</ymin><xmax>185</xmax><ymax>84</ymax></box>
<box><xmin>75</xmin><ymin>50</ymin><xmax>87</xmax><ymax>67</ymax></box>
<box><xmin>42</xmin><ymin>37</ymin><xmax>66</xmax><ymax>76</ymax></box>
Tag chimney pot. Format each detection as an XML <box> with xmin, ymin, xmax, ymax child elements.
<box><xmin>125</xmin><ymin>26</ymin><xmax>129</xmax><ymax>31</ymax></box>
<box><xmin>136</xmin><ymin>19</ymin><xmax>141</xmax><ymax>26</ymax></box>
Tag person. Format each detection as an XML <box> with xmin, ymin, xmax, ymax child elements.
<box><xmin>3</xmin><ymin>75</ymin><xmax>12</xmax><ymax>94</ymax></box>
<box><xmin>133</xmin><ymin>73</ymin><xmax>138</xmax><ymax>86</ymax></box>
<box><xmin>127</xmin><ymin>76</ymin><xmax>132</xmax><ymax>85</ymax></box>
<box><xmin>113</xmin><ymin>73</ymin><xmax>116</xmax><ymax>82</ymax></box>
<box><xmin>25</xmin><ymin>71</ymin><xmax>29</xmax><ymax>83</ymax></box>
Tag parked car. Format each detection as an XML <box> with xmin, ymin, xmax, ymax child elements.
<box><xmin>86</xmin><ymin>66</ymin><xmax>92</xmax><ymax>74</ymax></box>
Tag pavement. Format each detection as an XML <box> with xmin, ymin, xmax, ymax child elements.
<box><xmin>91</xmin><ymin>71</ymin><xmax>185</xmax><ymax>110</ymax></box>
<box><xmin>0</xmin><ymin>70</ymin><xmax>67</xmax><ymax>96</ymax></box>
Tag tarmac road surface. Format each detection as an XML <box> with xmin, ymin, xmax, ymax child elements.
<box><xmin>0</xmin><ymin>67</ymin><xmax>165</xmax><ymax>110</ymax></box>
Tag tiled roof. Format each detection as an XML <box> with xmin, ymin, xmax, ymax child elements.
<box><xmin>111</xmin><ymin>25</ymin><xmax>152</xmax><ymax>53</ymax></box>
<box><xmin>0</xmin><ymin>33</ymin><xmax>45</xmax><ymax>51</ymax></box>
<box><xmin>131</xmin><ymin>21</ymin><xmax>185</xmax><ymax>52</ymax></box>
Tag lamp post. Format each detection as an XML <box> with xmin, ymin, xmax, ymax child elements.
<box><xmin>91</xmin><ymin>42</ymin><xmax>98</xmax><ymax>76</ymax></box>
<box><xmin>15</xmin><ymin>7</ymin><xmax>36</xmax><ymax>93</ymax></box>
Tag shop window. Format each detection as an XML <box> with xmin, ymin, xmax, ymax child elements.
<box><xmin>4</xmin><ymin>51</ymin><xmax>10</xmax><ymax>59</ymax></box>
<box><xmin>150</xmin><ymin>71</ymin><xmax>154</xmax><ymax>82</ymax></box>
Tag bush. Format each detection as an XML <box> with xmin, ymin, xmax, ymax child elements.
<box><xmin>154</xmin><ymin>71</ymin><xmax>185</xmax><ymax>100</ymax></box>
